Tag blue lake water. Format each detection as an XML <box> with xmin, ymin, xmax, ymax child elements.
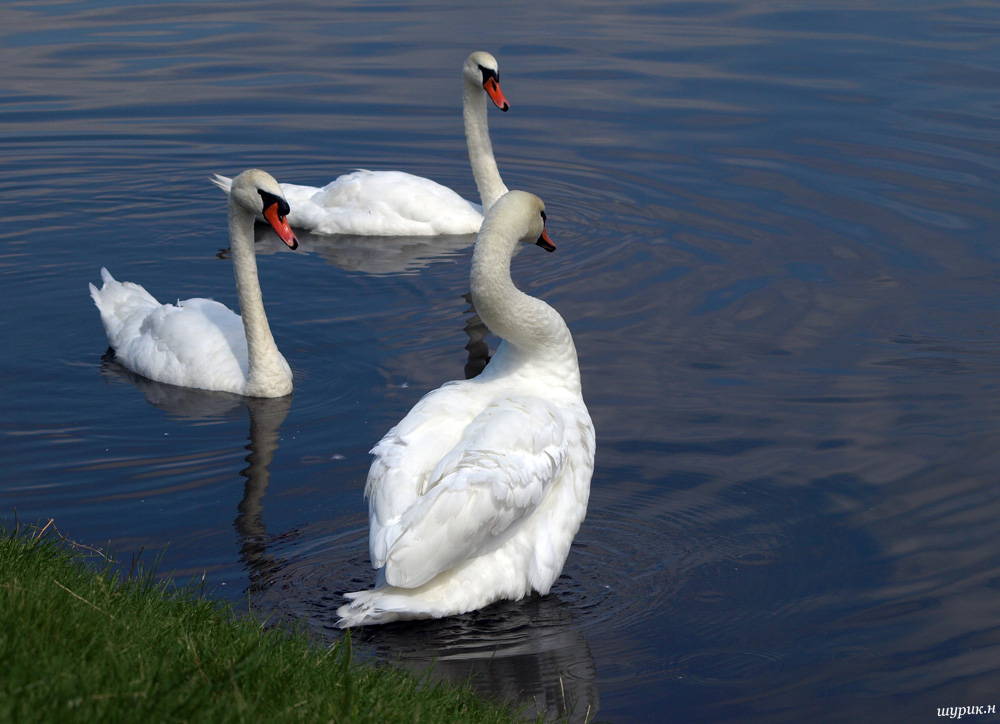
<box><xmin>3</xmin><ymin>1</ymin><xmax>1000</xmax><ymax>722</ymax></box>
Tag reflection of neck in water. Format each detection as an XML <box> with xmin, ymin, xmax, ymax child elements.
<box><xmin>357</xmin><ymin>595</ymin><xmax>600</xmax><ymax>723</ymax></box>
<box><xmin>234</xmin><ymin>395</ymin><xmax>293</xmax><ymax>592</ymax></box>
<box><xmin>461</xmin><ymin>291</ymin><xmax>491</xmax><ymax>379</ymax></box>
<box><xmin>98</xmin><ymin>358</ymin><xmax>293</xmax><ymax>594</ymax></box>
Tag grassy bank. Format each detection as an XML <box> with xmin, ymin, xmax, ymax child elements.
<box><xmin>0</xmin><ymin>525</ymin><xmax>533</xmax><ymax>724</ymax></box>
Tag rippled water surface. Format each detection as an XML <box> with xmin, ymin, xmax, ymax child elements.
<box><xmin>3</xmin><ymin>2</ymin><xmax>1000</xmax><ymax>722</ymax></box>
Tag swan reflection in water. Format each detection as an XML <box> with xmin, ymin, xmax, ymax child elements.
<box><xmin>253</xmin><ymin>225</ymin><xmax>476</xmax><ymax>276</ymax></box>
<box><xmin>98</xmin><ymin>311</ymin><xmax>599</xmax><ymax>722</ymax></box>
<box><xmin>346</xmin><ymin>595</ymin><xmax>600</xmax><ymax>723</ymax></box>
<box><xmin>98</xmin><ymin>353</ymin><xmax>296</xmax><ymax>591</ymax></box>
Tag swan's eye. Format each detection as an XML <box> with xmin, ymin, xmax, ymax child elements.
<box><xmin>540</xmin><ymin>211</ymin><xmax>547</xmax><ymax>223</ymax></box>
<box><xmin>258</xmin><ymin>189</ymin><xmax>290</xmax><ymax>218</ymax></box>
<box><xmin>478</xmin><ymin>65</ymin><xmax>500</xmax><ymax>85</ymax></box>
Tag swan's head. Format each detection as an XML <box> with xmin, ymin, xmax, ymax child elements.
<box><xmin>230</xmin><ymin>169</ymin><xmax>299</xmax><ymax>250</ymax></box>
<box><xmin>489</xmin><ymin>190</ymin><xmax>556</xmax><ymax>252</ymax></box>
<box><xmin>464</xmin><ymin>51</ymin><xmax>509</xmax><ymax>112</ymax></box>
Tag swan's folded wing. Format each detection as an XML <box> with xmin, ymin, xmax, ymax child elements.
<box><xmin>306</xmin><ymin>171</ymin><xmax>482</xmax><ymax>236</ymax></box>
<box><xmin>115</xmin><ymin>298</ymin><xmax>247</xmax><ymax>389</ymax></box>
<box><xmin>365</xmin><ymin>382</ymin><xmax>481</xmax><ymax>567</ymax></box>
<box><xmin>377</xmin><ymin>397</ymin><xmax>569</xmax><ymax>589</ymax></box>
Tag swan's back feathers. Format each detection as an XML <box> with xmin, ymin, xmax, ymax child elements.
<box><xmin>307</xmin><ymin>170</ymin><xmax>483</xmax><ymax>236</ymax></box>
<box><xmin>146</xmin><ymin>299</ymin><xmax>248</xmax><ymax>371</ymax></box>
<box><xmin>365</xmin><ymin>375</ymin><xmax>573</xmax><ymax>589</ymax></box>
<box><xmin>314</xmin><ymin>170</ymin><xmax>474</xmax><ymax>212</ymax></box>
<box><xmin>376</xmin><ymin>396</ymin><xmax>568</xmax><ymax>589</ymax></box>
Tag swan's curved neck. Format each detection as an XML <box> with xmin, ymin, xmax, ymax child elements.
<box><xmin>228</xmin><ymin>202</ymin><xmax>290</xmax><ymax>396</ymax></box>
<box><xmin>463</xmin><ymin>81</ymin><xmax>507</xmax><ymax>213</ymax></box>
<box><xmin>470</xmin><ymin>225</ymin><xmax>578</xmax><ymax>381</ymax></box>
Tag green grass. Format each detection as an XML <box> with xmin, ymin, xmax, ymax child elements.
<box><xmin>0</xmin><ymin>524</ymin><xmax>535</xmax><ymax>724</ymax></box>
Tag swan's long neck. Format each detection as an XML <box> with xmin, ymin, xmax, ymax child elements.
<box><xmin>463</xmin><ymin>81</ymin><xmax>507</xmax><ymax>213</ymax></box>
<box><xmin>228</xmin><ymin>202</ymin><xmax>291</xmax><ymax>397</ymax></box>
<box><xmin>470</xmin><ymin>224</ymin><xmax>579</xmax><ymax>386</ymax></box>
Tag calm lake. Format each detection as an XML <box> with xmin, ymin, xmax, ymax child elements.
<box><xmin>3</xmin><ymin>1</ymin><xmax>1000</xmax><ymax>722</ymax></box>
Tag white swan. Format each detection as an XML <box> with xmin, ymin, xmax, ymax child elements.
<box><xmin>211</xmin><ymin>51</ymin><xmax>510</xmax><ymax>236</ymax></box>
<box><xmin>338</xmin><ymin>190</ymin><xmax>595</xmax><ymax>627</ymax></box>
<box><xmin>90</xmin><ymin>169</ymin><xmax>299</xmax><ymax>398</ymax></box>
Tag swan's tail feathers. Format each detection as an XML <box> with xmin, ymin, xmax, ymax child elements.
<box><xmin>210</xmin><ymin>174</ymin><xmax>233</xmax><ymax>195</ymax></box>
<box><xmin>89</xmin><ymin>267</ymin><xmax>161</xmax><ymax>330</ymax></box>
<box><xmin>336</xmin><ymin>588</ymin><xmax>443</xmax><ymax>628</ymax></box>
<box><xmin>90</xmin><ymin>267</ymin><xmax>157</xmax><ymax>304</ymax></box>
<box><xmin>89</xmin><ymin>267</ymin><xmax>119</xmax><ymax>308</ymax></box>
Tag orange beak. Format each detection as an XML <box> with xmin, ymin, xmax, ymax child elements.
<box><xmin>536</xmin><ymin>228</ymin><xmax>556</xmax><ymax>252</ymax></box>
<box><xmin>483</xmin><ymin>76</ymin><xmax>510</xmax><ymax>112</ymax></box>
<box><xmin>263</xmin><ymin>202</ymin><xmax>298</xmax><ymax>250</ymax></box>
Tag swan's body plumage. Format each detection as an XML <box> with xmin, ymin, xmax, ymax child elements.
<box><xmin>90</xmin><ymin>169</ymin><xmax>298</xmax><ymax>398</ymax></box>
<box><xmin>338</xmin><ymin>191</ymin><xmax>595</xmax><ymax>627</ymax></box>
<box><xmin>265</xmin><ymin>170</ymin><xmax>484</xmax><ymax>236</ymax></box>
<box><xmin>90</xmin><ymin>274</ymin><xmax>266</xmax><ymax>393</ymax></box>
<box><xmin>211</xmin><ymin>52</ymin><xmax>509</xmax><ymax>236</ymax></box>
